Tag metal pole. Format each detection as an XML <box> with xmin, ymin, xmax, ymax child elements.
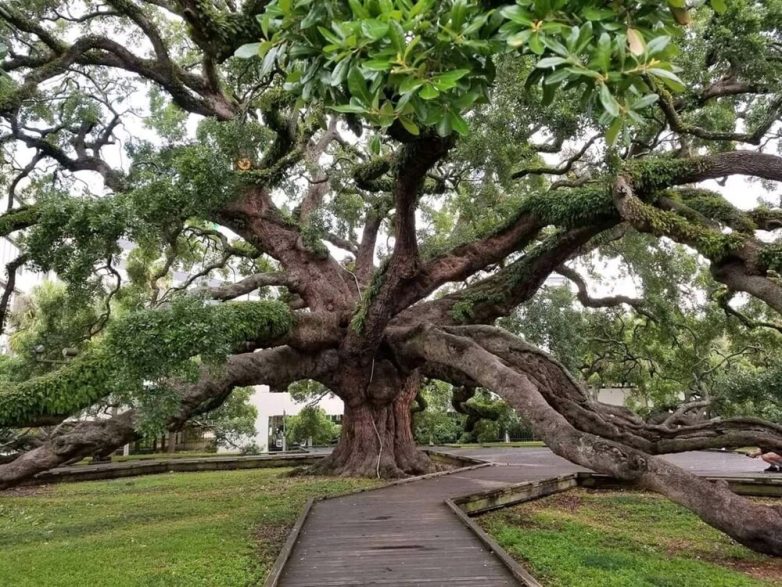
<box><xmin>282</xmin><ymin>410</ymin><xmax>287</xmax><ymax>452</ymax></box>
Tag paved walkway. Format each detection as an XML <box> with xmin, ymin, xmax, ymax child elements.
<box><xmin>276</xmin><ymin>448</ymin><xmax>778</xmax><ymax>587</ymax></box>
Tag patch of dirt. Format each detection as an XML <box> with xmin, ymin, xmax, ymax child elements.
<box><xmin>432</xmin><ymin>461</ymin><xmax>458</xmax><ymax>473</ymax></box>
<box><xmin>254</xmin><ymin>522</ymin><xmax>292</xmax><ymax>564</ymax></box>
<box><xmin>545</xmin><ymin>491</ymin><xmax>585</xmax><ymax>513</ymax></box>
<box><xmin>0</xmin><ymin>484</ymin><xmax>50</xmax><ymax>497</ymax></box>
<box><xmin>662</xmin><ymin>538</ymin><xmax>701</xmax><ymax>557</ymax></box>
<box><xmin>723</xmin><ymin>558</ymin><xmax>782</xmax><ymax>583</ymax></box>
<box><xmin>495</xmin><ymin>509</ymin><xmax>544</xmax><ymax>529</ymax></box>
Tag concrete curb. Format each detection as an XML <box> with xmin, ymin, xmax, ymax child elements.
<box><xmin>25</xmin><ymin>453</ymin><xmax>324</xmax><ymax>485</ymax></box>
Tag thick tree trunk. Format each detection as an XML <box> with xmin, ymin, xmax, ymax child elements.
<box><xmin>0</xmin><ymin>413</ymin><xmax>138</xmax><ymax>490</ymax></box>
<box><xmin>314</xmin><ymin>373</ymin><xmax>434</xmax><ymax>478</ymax></box>
<box><xmin>167</xmin><ymin>431</ymin><xmax>177</xmax><ymax>454</ymax></box>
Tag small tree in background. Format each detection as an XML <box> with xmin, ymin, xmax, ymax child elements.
<box><xmin>285</xmin><ymin>406</ymin><xmax>340</xmax><ymax>447</ymax></box>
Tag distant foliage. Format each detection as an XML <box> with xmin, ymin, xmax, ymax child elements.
<box><xmin>285</xmin><ymin>406</ymin><xmax>341</xmax><ymax>446</ymax></box>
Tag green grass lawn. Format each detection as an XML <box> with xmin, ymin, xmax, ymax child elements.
<box><xmin>0</xmin><ymin>468</ymin><xmax>378</xmax><ymax>586</ymax></box>
<box><xmin>479</xmin><ymin>489</ymin><xmax>782</xmax><ymax>587</ymax></box>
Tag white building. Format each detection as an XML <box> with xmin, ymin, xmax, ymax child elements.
<box><xmin>597</xmin><ymin>387</ymin><xmax>633</xmax><ymax>406</ymax></box>
<box><xmin>245</xmin><ymin>385</ymin><xmax>344</xmax><ymax>452</ymax></box>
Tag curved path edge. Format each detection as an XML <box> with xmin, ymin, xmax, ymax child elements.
<box><xmin>270</xmin><ymin>448</ymin><xmax>782</xmax><ymax>587</ymax></box>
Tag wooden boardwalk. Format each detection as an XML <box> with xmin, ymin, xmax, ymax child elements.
<box><xmin>276</xmin><ymin>448</ymin><xmax>777</xmax><ymax>586</ymax></box>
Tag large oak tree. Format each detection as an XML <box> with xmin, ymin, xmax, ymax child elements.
<box><xmin>1</xmin><ymin>0</ymin><xmax>782</xmax><ymax>555</ymax></box>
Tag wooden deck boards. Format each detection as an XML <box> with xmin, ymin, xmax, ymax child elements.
<box><xmin>276</xmin><ymin>460</ymin><xmax>581</xmax><ymax>586</ymax></box>
<box><xmin>277</xmin><ymin>448</ymin><xmax>777</xmax><ymax>587</ymax></box>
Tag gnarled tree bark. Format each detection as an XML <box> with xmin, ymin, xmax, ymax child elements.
<box><xmin>314</xmin><ymin>369</ymin><xmax>433</xmax><ymax>478</ymax></box>
<box><xmin>394</xmin><ymin>324</ymin><xmax>782</xmax><ymax>556</ymax></box>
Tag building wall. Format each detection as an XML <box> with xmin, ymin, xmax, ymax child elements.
<box><xmin>596</xmin><ymin>387</ymin><xmax>632</xmax><ymax>406</ymax></box>
<box><xmin>242</xmin><ymin>385</ymin><xmax>344</xmax><ymax>452</ymax></box>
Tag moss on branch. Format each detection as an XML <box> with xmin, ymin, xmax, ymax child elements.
<box><xmin>625</xmin><ymin>155</ymin><xmax>707</xmax><ymax>193</ymax></box>
<box><xmin>0</xmin><ymin>205</ymin><xmax>40</xmax><ymax>237</ymax></box>
<box><xmin>517</xmin><ymin>186</ymin><xmax>616</xmax><ymax>229</ymax></box>
<box><xmin>350</xmin><ymin>260</ymin><xmax>389</xmax><ymax>333</ymax></box>
<box><xmin>675</xmin><ymin>188</ymin><xmax>757</xmax><ymax>233</ymax></box>
<box><xmin>0</xmin><ymin>299</ymin><xmax>292</xmax><ymax>428</ymax></box>
<box><xmin>619</xmin><ymin>191</ymin><xmax>747</xmax><ymax>261</ymax></box>
<box><xmin>760</xmin><ymin>241</ymin><xmax>782</xmax><ymax>274</ymax></box>
<box><xmin>183</xmin><ymin>0</ymin><xmax>266</xmax><ymax>60</ymax></box>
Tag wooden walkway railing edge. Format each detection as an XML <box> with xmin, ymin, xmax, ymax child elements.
<box><xmin>263</xmin><ymin>453</ymin><xmax>782</xmax><ymax>587</ymax></box>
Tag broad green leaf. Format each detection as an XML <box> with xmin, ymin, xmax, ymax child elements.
<box><xmin>361</xmin><ymin>20</ymin><xmax>390</xmax><ymax>42</ymax></box>
<box><xmin>369</xmin><ymin>133</ymin><xmax>381</xmax><ymax>155</ymax></box>
<box><xmin>348</xmin><ymin>66</ymin><xmax>372</xmax><ymax>104</ymax></box>
<box><xmin>599</xmin><ymin>83</ymin><xmax>620</xmax><ymax>118</ymax></box>
<box><xmin>285</xmin><ymin>70</ymin><xmax>302</xmax><ymax>84</ymax></box>
<box><xmin>582</xmin><ymin>7</ymin><xmax>615</xmax><ymax>21</ymax></box>
<box><xmin>544</xmin><ymin>68</ymin><xmax>572</xmax><ymax>84</ymax></box>
<box><xmin>648</xmin><ymin>67</ymin><xmax>685</xmax><ymax>87</ymax></box>
<box><xmin>710</xmin><ymin>0</ymin><xmax>727</xmax><ymax>13</ymax></box>
<box><xmin>398</xmin><ymin>115</ymin><xmax>420</xmax><ymax>136</ymax></box>
<box><xmin>399</xmin><ymin>76</ymin><xmax>426</xmax><ymax>94</ymax></box>
<box><xmin>260</xmin><ymin>46</ymin><xmax>278</xmax><ymax>77</ymax></box>
<box><xmin>448</xmin><ymin>112</ymin><xmax>469</xmax><ymax>136</ymax></box>
<box><xmin>593</xmin><ymin>32</ymin><xmax>612</xmax><ymax>72</ymax></box>
<box><xmin>329</xmin><ymin>104</ymin><xmax>367</xmax><ymax>113</ymax></box>
<box><xmin>436</xmin><ymin>113</ymin><xmax>452</xmax><ymax>137</ymax></box>
<box><xmin>363</xmin><ymin>58</ymin><xmax>392</xmax><ymax>71</ymax></box>
<box><xmin>330</xmin><ymin>58</ymin><xmax>351</xmax><ymax>86</ymax></box>
<box><xmin>542</xmin><ymin>36</ymin><xmax>569</xmax><ymax>57</ymax></box>
<box><xmin>646</xmin><ymin>36</ymin><xmax>671</xmax><ymax>56</ymax></box>
<box><xmin>507</xmin><ymin>30</ymin><xmax>533</xmax><ymax>48</ymax></box>
<box><xmin>388</xmin><ymin>21</ymin><xmax>405</xmax><ymax>52</ymax></box>
<box><xmin>318</xmin><ymin>26</ymin><xmax>343</xmax><ymax>46</ymax></box>
<box><xmin>631</xmin><ymin>94</ymin><xmax>659</xmax><ymax>110</ymax></box>
<box><xmin>605</xmin><ymin>117</ymin><xmax>623</xmax><ymax>146</ymax></box>
<box><xmin>529</xmin><ymin>33</ymin><xmax>544</xmax><ymax>55</ymax></box>
<box><xmin>536</xmin><ymin>57</ymin><xmax>569</xmax><ymax>69</ymax></box>
<box><xmin>499</xmin><ymin>5</ymin><xmax>533</xmax><ymax>26</ymax></box>
<box><xmin>409</xmin><ymin>0</ymin><xmax>433</xmax><ymax>19</ymax></box>
<box><xmin>349</xmin><ymin>0</ymin><xmax>371</xmax><ymax>19</ymax></box>
<box><xmin>257</xmin><ymin>41</ymin><xmax>274</xmax><ymax>59</ymax></box>
<box><xmin>419</xmin><ymin>84</ymin><xmax>440</xmax><ymax>100</ymax></box>
<box><xmin>432</xmin><ymin>69</ymin><xmax>471</xmax><ymax>90</ymax></box>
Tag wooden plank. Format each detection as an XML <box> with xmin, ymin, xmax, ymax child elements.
<box><xmin>446</xmin><ymin>498</ymin><xmax>541</xmax><ymax>587</ymax></box>
<box><xmin>276</xmin><ymin>463</ymin><xmax>526</xmax><ymax>586</ymax></box>
<box><xmin>577</xmin><ymin>472</ymin><xmax>782</xmax><ymax>497</ymax></box>
<box><xmin>454</xmin><ymin>474</ymin><xmax>578</xmax><ymax>514</ymax></box>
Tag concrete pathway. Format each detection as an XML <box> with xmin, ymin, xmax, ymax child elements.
<box><xmin>277</xmin><ymin>448</ymin><xmax>776</xmax><ymax>586</ymax></box>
